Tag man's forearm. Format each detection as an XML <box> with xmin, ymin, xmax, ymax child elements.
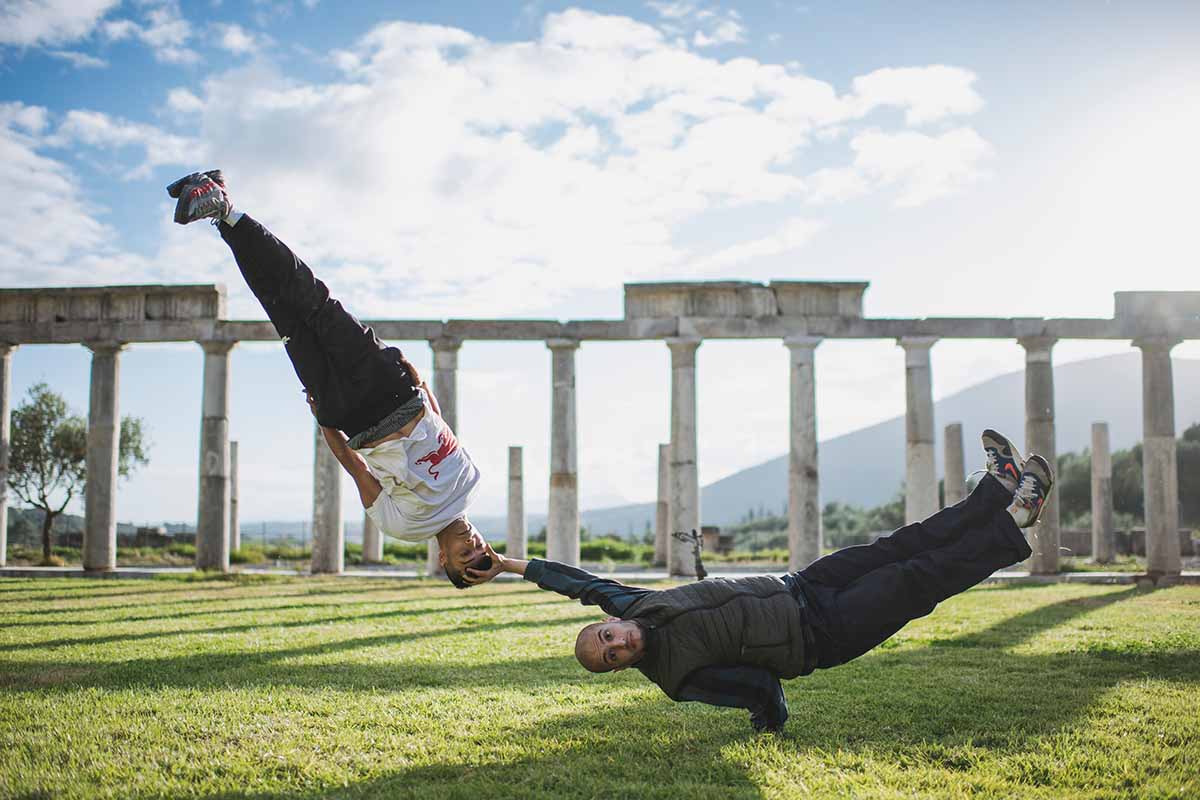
<box><xmin>500</xmin><ymin>558</ymin><xmax>528</xmax><ymax>576</ymax></box>
<box><xmin>319</xmin><ymin>426</ymin><xmax>382</xmax><ymax>507</ymax></box>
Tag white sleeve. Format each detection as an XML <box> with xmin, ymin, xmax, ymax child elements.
<box><xmin>365</xmin><ymin>491</ymin><xmax>428</xmax><ymax>543</ymax></box>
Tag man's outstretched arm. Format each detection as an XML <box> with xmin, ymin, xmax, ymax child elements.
<box><xmin>482</xmin><ymin>556</ymin><xmax>652</xmax><ymax>617</ymax></box>
<box><xmin>678</xmin><ymin>667</ymin><xmax>789</xmax><ymax>734</ymax></box>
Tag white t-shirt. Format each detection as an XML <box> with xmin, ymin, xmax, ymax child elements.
<box><xmin>357</xmin><ymin>388</ymin><xmax>481</xmax><ymax>541</ymax></box>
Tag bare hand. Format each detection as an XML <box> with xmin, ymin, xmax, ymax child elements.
<box><xmin>464</xmin><ymin>543</ymin><xmax>505</xmax><ymax>586</ymax></box>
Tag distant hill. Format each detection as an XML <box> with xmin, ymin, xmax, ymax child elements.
<box><xmin>578</xmin><ymin>354</ymin><xmax>1200</xmax><ymax>535</ymax></box>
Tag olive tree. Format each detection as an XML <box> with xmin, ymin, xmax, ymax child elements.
<box><xmin>8</xmin><ymin>383</ymin><xmax>148</xmax><ymax>562</ymax></box>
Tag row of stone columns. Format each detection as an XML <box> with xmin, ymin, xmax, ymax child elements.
<box><xmin>0</xmin><ymin>333</ymin><xmax>1184</xmax><ymax>582</ymax></box>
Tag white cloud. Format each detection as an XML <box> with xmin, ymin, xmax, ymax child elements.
<box><xmin>693</xmin><ymin>19</ymin><xmax>745</xmax><ymax>48</ymax></box>
<box><xmin>0</xmin><ymin>9</ymin><xmax>990</xmax><ymax>321</ymax></box>
<box><xmin>46</xmin><ymin>48</ymin><xmax>108</xmax><ymax>68</ymax></box>
<box><xmin>51</xmin><ymin>109</ymin><xmax>202</xmax><ymax>177</ymax></box>
<box><xmin>693</xmin><ymin>217</ymin><xmax>826</xmax><ymax>273</ymax></box>
<box><xmin>213</xmin><ymin>22</ymin><xmax>265</xmax><ymax>55</ymax></box>
<box><xmin>0</xmin><ymin>102</ymin><xmax>132</xmax><ymax>284</ymax></box>
<box><xmin>848</xmin><ymin>127</ymin><xmax>994</xmax><ymax>207</ymax></box>
<box><xmin>166</xmin><ymin>87</ymin><xmax>204</xmax><ymax>113</ymax></box>
<box><xmin>850</xmin><ymin>65</ymin><xmax>983</xmax><ymax>125</ymax></box>
<box><xmin>102</xmin><ymin>0</ymin><xmax>196</xmax><ymax>64</ymax></box>
<box><xmin>128</xmin><ymin>10</ymin><xmax>990</xmax><ymax>319</ymax></box>
<box><xmin>0</xmin><ymin>0</ymin><xmax>119</xmax><ymax>47</ymax></box>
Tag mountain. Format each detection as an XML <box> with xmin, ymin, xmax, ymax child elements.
<box><xmin>580</xmin><ymin>354</ymin><xmax>1200</xmax><ymax>534</ymax></box>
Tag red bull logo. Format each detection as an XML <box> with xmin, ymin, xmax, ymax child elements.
<box><xmin>415</xmin><ymin>431</ymin><xmax>459</xmax><ymax>479</ymax></box>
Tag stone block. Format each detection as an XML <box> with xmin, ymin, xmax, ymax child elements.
<box><xmin>1115</xmin><ymin>292</ymin><xmax>1200</xmax><ymax>322</ymax></box>
<box><xmin>771</xmin><ymin>281</ymin><xmax>868</xmax><ymax>318</ymax></box>
<box><xmin>624</xmin><ymin>281</ymin><xmax>869</xmax><ymax>319</ymax></box>
<box><xmin>0</xmin><ymin>285</ymin><xmax>226</xmax><ymax>329</ymax></box>
<box><xmin>625</xmin><ymin>281</ymin><xmax>778</xmax><ymax>318</ymax></box>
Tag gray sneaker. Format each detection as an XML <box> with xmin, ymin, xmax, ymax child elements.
<box><xmin>1009</xmin><ymin>454</ymin><xmax>1054</xmax><ymax>528</ymax></box>
<box><xmin>982</xmin><ymin>428</ymin><xmax>1024</xmax><ymax>492</ymax></box>
<box><xmin>166</xmin><ymin>170</ymin><xmax>231</xmax><ymax>225</ymax></box>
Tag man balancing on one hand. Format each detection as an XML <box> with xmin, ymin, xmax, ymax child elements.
<box><xmin>167</xmin><ymin>170</ymin><xmax>495</xmax><ymax>588</ymax></box>
<box><xmin>465</xmin><ymin>430</ymin><xmax>1053</xmax><ymax>733</ymax></box>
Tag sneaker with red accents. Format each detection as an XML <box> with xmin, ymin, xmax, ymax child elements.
<box><xmin>982</xmin><ymin>428</ymin><xmax>1024</xmax><ymax>492</ymax></box>
<box><xmin>1008</xmin><ymin>454</ymin><xmax>1053</xmax><ymax>528</ymax></box>
<box><xmin>166</xmin><ymin>170</ymin><xmax>231</xmax><ymax>225</ymax></box>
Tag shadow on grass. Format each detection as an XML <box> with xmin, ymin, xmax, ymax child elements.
<box><xmin>0</xmin><ymin>598</ymin><xmax>563</xmax><ymax>647</ymax></box>
<box><xmin>4</xmin><ymin>583</ymin><xmax>1196</xmax><ymax>799</ymax></box>
<box><xmin>0</xmin><ymin>578</ymin><xmax>427</xmax><ymax>604</ymax></box>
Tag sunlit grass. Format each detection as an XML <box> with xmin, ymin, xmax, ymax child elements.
<box><xmin>1</xmin><ymin>576</ymin><xmax>1197</xmax><ymax>798</ymax></box>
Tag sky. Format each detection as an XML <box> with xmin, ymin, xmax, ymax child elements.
<box><xmin>2</xmin><ymin>0</ymin><xmax>1198</xmax><ymax>530</ymax></box>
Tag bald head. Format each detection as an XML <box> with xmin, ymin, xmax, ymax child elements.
<box><xmin>574</xmin><ymin>618</ymin><xmax>645</xmax><ymax>673</ymax></box>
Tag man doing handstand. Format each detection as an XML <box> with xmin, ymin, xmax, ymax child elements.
<box><xmin>168</xmin><ymin>170</ymin><xmax>494</xmax><ymax>587</ymax></box>
<box><xmin>468</xmin><ymin>430</ymin><xmax>1053</xmax><ymax>732</ymax></box>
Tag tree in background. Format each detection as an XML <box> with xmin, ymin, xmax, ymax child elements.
<box><xmin>1055</xmin><ymin>422</ymin><xmax>1200</xmax><ymax>528</ymax></box>
<box><xmin>7</xmin><ymin>383</ymin><xmax>149</xmax><ymax>563</ymax></box>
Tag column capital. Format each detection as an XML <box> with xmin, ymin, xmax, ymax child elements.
<box><xmin>665</xmin><ymin>336</ymin><xmax>702</xmax><ymax>351</ymax></box>
<box><xmin>430</xmin><ymin>336</ymin><xmax>462</xmax><ymax>353</ymax></box>
<box><xmin>1133</xmin><ymin>335</ymin><xmax>1181</xmax><ymax>353</ymax></box>
<box><xmin>783</xmin><ymin>335</ymin><xmax>823</xmax><ymax>350</ymax></box>
<box><xmin>546</xmin><ymin>337</ymin><xmax>581</xmax><ymax>351</ymax></box>
<box><xmin>896</xmin><ymin>336</ymin><xmax>938</xmax><ymax>351</ymax></box>
<box><xmin>83</xmin><ymin>340</ymin><xmax>126</xmax><ymax>355</ymax></box>
<box><xmin>0</xmin><ymin>343</ymin><xmax>16</xmax><ymax>356</ymax></box>
<box><xmin>1017</xmin><ymin>335</ymin><xmax>1057</xmax><ymax>358</ymax></box>
<box><xmin>198</xmin><ymin>339</ymin><xmax>237</xmax><ymax>356</ymax></box>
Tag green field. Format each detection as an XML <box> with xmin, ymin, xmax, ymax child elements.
<box><xmin>1</xmin><ymin>576</ymin><xmax>1198</xmax><ymax>799</ymax></box>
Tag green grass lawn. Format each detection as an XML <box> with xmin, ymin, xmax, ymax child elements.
<box><xmin>1</xmin><ymin>576</ymin><xmax>1198</xmax><ymax>799</ymax></box>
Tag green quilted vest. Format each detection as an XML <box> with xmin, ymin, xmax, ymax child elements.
<box><xmin>629</xmin><ymin>575</ymin><xmax>809</xmax><ymax>700</ymax></box>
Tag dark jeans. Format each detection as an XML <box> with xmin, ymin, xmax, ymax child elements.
<box><xmin>795</xmin><ymin>474</ymin><xmax>1031</xmax><ymax>668</ymax></box>
<box><xmin>219</xmin><ymin>215</ymin><xmax>418</xmax><ymax>438</ymax></box>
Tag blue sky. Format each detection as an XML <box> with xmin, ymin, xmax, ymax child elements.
<box><xmin>2</xmin><ymin>0</ymin><xmax>1198</xmax><ymax>528</ymax></box>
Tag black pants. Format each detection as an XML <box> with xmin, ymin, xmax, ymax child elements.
<box><xmin>219</xmin><ymin>215</ymin><xmax>418</xmax><ymax>438</ymax></box>
<box><xmin>796</xmin><ymin>474</ymin><xmax>1031</xmax><ymax>668</ymax></box>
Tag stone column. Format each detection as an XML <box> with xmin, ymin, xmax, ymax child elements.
<box><xmin>507</xmin><ymin>446</ymin><xmax>526</xmax><ymax>560</ymax></box>
<box><xmin>1090</xmin><ymin>422</ymin><xmax>1115</xmax><ymax>564</ymax></box>
<box><xmin>196</xmin><ymin>341</ymin><xmax>234</xmax><ymax>572</ymax></box>
<box><xmin>311</xmin><ymin>423</ymin><xmax>344</xmax><ymax>574</ymax></box>
<box><xmin>1136</xmin><ymin>337</ymin><xmax>1181</xmax><ymax>578</ymax></box>
<box><xmin>667</xmin><ymin>337</ymin><xmax>701</xmax><ymax>577</ymax></box>
<box><xmin>943</xmin><ymin>422</ymin><xmax>966</xmax><ymax>507</ymax></box>
<box><xmin>898</xmin><ymin>337</ymin><xmax>938</xmax><ymax>524</ymax></box>
<box><xmin>0</xmin><ymin>344</ymin><xmax>13</xmax><ymax>568</ymax></box>
<box><xmin>229</xmin><ymin>440</ymin><xmax>240</xmax><ymax>554</ymax></box>
<box><xmin>83</xmin><ymin>342</ymin><xmax>125</xmax><ymax>572</ymax></box>
<box><xmin>785</xmin><ymin>336</ymin><xmax>822</xmax><ymax>570</ymax></box>
<box><xmin>1020</xmin><ymin>337</ymin><xmax>1059</xmax><ymax>575</ymax></box>
<box><xmin>362</xmin><ymin>511</ymin><xmax>383</xmax><ymax>563</ymax></box>
<box><xmin>654</xmin><ymin>443</ymin><xmax>670</xmax><ymax>568</ymax></box>
<box><xmin>428</xmin><ymin>337</ymin><xmax>462</xmax><ymax>575</ymax></box>
<box><xmin>547</xmin><ymin>338</ymin><xmax>580</xmax><ymax>565</ymax></box>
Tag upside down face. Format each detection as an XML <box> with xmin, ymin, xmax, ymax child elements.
<box><xmin>574</xmin><ymin>618</ymin><xmax>645</xmax><ymax>672</ymax></box>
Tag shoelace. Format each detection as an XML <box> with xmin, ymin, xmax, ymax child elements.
<box><xmin>1014</xmin><ymin>473</ymin><xmax>1042</xmax><ymax>508</ymax></box>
